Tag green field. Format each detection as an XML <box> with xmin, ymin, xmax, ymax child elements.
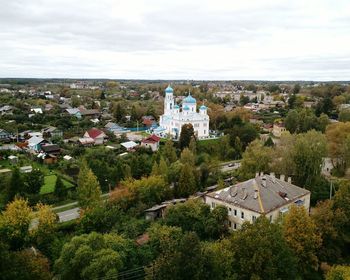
<box><xmin>40</xmin><ymin>174</ymin><xmax>74</xmax><ymax>195</ymax></box>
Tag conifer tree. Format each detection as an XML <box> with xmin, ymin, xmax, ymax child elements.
<box><xmin>54</xmin><ymin>176</ymin><xmax>67</xmax><ymax>200</ymax></box>
<box><xmin>77</xmin><ymin>162</ymin><xmax>102</xmax><ymax>209</ymax></box>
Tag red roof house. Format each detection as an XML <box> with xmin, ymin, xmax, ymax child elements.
<box><xmin>141</xmin><ymin>134</ymin><xmax>160</xmax><ymax>152</ymax></box>
<box><xmin>83</xmin><ymin>128</ymin><xmax>107</xmax><ymax>145</ymax></box>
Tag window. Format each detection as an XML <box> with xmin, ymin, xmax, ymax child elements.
<box><xmin>241</xmin><ymin>211</ymin><xmax>244</xmax><ymax>219</ymax></box>
<box><xmin>204</xmin><ymin>130</ymin><xmax>206</xmax><ymax>134</ymax></box>
<box><xmin>211</xmin><ymin>202</ymin><xmax>216</xmax><ymax>208</ymax></box>
<box><xmin>252</xmin><ymin>216</ymin><xmax>257</xmax><ymax>223</ymax></box>
<box><xmin>234</xmin><ymin>223</ymin><xmax>237</xmax><ymax>230</ymax></box>
<box><xmin>229</xmin><ymin>207</ymin><xmax>232</xmax><ymax>212</ymax></box>
<box><xmin>269</xmin><ymin>215</ymin><xmax>273</xmax><ymax>222</ymax></box>
<box><xmin>228</xmin><ymin>221</ymin><xmax>232</xmax><ymax>227</ymax></box>
<box><xmin>203</xmin><ymin>123</ymin><xmax>207</xmax><ymax>127</ymax></box>
<box><xmin>234</xmin><ymin>209</ymin><xmax>237</xmax><ymax>216</ymax></box>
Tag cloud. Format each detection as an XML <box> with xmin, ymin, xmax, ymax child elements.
<box><xmin>0</xmin><ymin>0</ymin><xmax>349</xmax><ymax>80</ymax></box>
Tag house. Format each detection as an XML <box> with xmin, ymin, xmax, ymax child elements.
<box><xmin>121</xmin><ymin>141</ymin><xmax>138</xmax><ymax>151</ymax></box>
<box><xmin>141</xmin><ymin>134</ymin><xmax>161</xmax><ymax>152</ymax></box>
<box><xmin>105</xmin><ymin>122</ymin><xmax>129</xmax><ymax>136</ymax></box>
<box><xmin>41</xmin><ymin>144</ymin><xmax>61</xmax><ymax>156</ymax></box>
<box><xmin>83</xmin><ymin>128</ymin><xmax>107</xmax><ymax>145</ymax></box>
<box><xmin>0</xmin><ymin>105</ymin><xmax>13</xmax><ymax>116</ymax></box>
<box><xmin>205</xmin><ymin>173</ymin><xmax>311</xmax><ymax>231</ymax></box>
<box><xmin>19</xmin><ymin>166</ymin><xmax>33</xmax><ymax>173</ymax></box>
<box><xmin>144</xmin><ymin>198</ymin><xmax>187</xmax><ymax>221</ymax></box>
<box><xmin>79</xmin><ymin>137</ymin><xmax>95</xmax><ymax>146</ymax></box>
<box><xmin>272</xmin><ymin>122</ymin><xmax>286</xmax><ymax>137</ymax></box>
<box><xmin>30</xmin><ymin>108</ymin><xmax>43</xmax><ymax>114</ymax></box>
<box><xmin>27</xmin><ymin>136</ymin><xmax>47</xmax><ymax>152</ymax></box>
<box><xmin>66</xmin><ymin>108</ymin><xmax>82</xmax><ymax>119</ymax></box>
<box><xmin>0</xmin><ymin>129</ymin><xmax>11</xmax><ymax>142</ymax></box>
<box><xmin>79</xmin><ymin>107</ymin><xmax>101</xmax><ymax>118</ymax></box>
<box><xmin>42</xmin><ymin>126</ymin><xmax>63</xmax><ymax>139</ymax></box>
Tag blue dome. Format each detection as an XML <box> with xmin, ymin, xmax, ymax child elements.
<box><xmin>183</xmin><ymin>105</ymin><xmax>190</xmax><ymax>110</ymax></box>
<box><xmin>165</xmin><ymin>85</ymin><xmax>173</xmax><ymax>93</ymax></box>
<box><xmin>183</xmin><ymin>94</ymin><xmax>196</xmax><ymax>104</ymax></box>
<box><xmin>174</xmin><ymin>104</ymin><xmax>179</xmax><ymax>109</ymax></box>
<box><xmin>200</xmin><ymin>105</ymin><xmax>207</xmax><ymax>110</ymax></box>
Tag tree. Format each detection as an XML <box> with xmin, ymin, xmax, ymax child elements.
<box><xmin>163</xmin><ymin>200</ymin><xmax>228</xmax><ymax>239</ymax></box>
<box><xmin>31</xmin><ymin>203</ymin><xmax>58</xmax><ymax>254</ymax></box>
<box><xmin>339</xmin><ymin>109</ymin><xmax>350</xmax><ymax>122</ymax></box>
<box><xmin>7</xmin><ymin>168</ymin><xmax>25</xmax><ymax>201</ymax></box>
<box><xmin>288</xmin><ymin>94</ymin><xmax>297</xmax><ymax>109</ymax></box>
<box><xmin>177</xmin><ymin>163</ymin><xmax>197</xmax><ymax>197</ymax></box>
<box><xmin>54</xmin><ymin>232</ymin><xmax>127</xmax><ymax>280</ymax></box>
<box><xmin>24</xmin><ymin>169</ymin><xmax>44</xmax><ymax>194</ymax></box>
<box><xmin>285</xmin><ymin>109</ymin><xmax>299</xmax><ymax>133</ymax></box>
<box><xmin>293</xmin><ymin>84</ymin><xmax>301</xmax><ymax>94</ymax></box>
<box><xmin>239</xmin><ymin>140</ymin><xmax>272</xmax><ymax>180</ymax></box>
<box><xmin>282</xmin><ymin>206</ymin><xmax>322</xmax><ymax>277</ymax></box>
<box><xmin>179</xmin><ymin>124</ymin><xmax>195</xmax><ymax>150</ymax></box>
<box><xmin>218</xmin><ymin>135</ymin><xmax>235</xmax><ymax>160</ymax></box>
<box><xmin>0</xmin><ymin>197</ymin><xmax>32</xmax><ymax>250</ymax></box>
<box><xmin>229</xmin><ymin>217</ymin><xmax>297</xmax><ymax>280</ymax></box>
<box><xmin>54</xmin><ymin>175</ymin><xmax>67</xmax><ymax>199</ymax></box>
<box><xmin>326</xmin><ymin>122</ymin><xmax>350</xmax><ymax>174</ymax></box>
<box><xmin>180</xmin><ymin>148</ymin><xmax>195</xmax><ymax>166</ymax></box>
<box><xmin>189</xmin><ymin>136</ymin><xmax>197</xmax><ymax>155</ymax></box>
<box><xmin>146</xmin><ymin>231</ymin><xmax>205</xmax><ymax>280</ymax></box>
<box><xmin>77</xmin><ymin>162</ymin><xmax>102</xmax><ymax>209</ymax></box>
<box><xmin>326</xmin><ymin>265</ymin><xmax>350</xmax><ymax>280</ymax></box>
<box><xmin>163</xmin><ymin>140</ymin><xmax>177</xmax><ymax>164</ymax></box>
<box><xmin>125</xmin><ymin>175</ymin><xmax>170</xmax><ymax>207</ymax></box>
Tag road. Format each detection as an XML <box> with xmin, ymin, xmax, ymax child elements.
<box><xmin>220</xmin><ymin>161</ymin><xmax>241</xmax><ymax>173</ymax></box>
<box><xmin>57</xmin><ymin>207</ymin><xmax>80</xmax><ymax>222</ymax></box>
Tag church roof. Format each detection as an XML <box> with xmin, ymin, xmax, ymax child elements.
<box><xmin>183</xmin><ymin>93</ymin><xmax>196</xmax><ymax>104</ymax></box>
<box><xmin>200</xmin><ymin>105</ymin><xmax>207</xmax><ymax>110</ymax></box>
<box><xmin>165</xmin><ymin>85</ymin><xmax>173</xmax><ymax>94</ymax></box>
<box><xmin>183</xmin><ymin>105</ymin><xmax>190</xmax><ymax>110</ymax></box>
<box><xmin>174</xmin><ymin>104</ymin><xmax>179</xmax><ymax>109</ymax></box>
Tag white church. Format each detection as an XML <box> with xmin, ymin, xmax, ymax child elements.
<box><xmin>157</xmin><ymin>85</ymin><xmax>210</xmax><ymax>139</ymax></box>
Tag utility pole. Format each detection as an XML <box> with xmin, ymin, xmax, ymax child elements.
<box><xmin>329</xmin><ymin>179</ymin><xmax>333</xmax><ymax>200</ymax></box>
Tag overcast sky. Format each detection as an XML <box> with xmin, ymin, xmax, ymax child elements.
<box><xmin>0</xmin><ymin>0</ymin><xmax>349</xmax><ymax>80</ymax></box>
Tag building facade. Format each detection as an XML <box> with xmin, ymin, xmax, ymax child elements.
<box><xmin>205</xmin><ymin>174</ymin><xmax>311</xmax><ymax>231</ymax></box>
<box><xmin>158</xmin><ymin>85</ymin><xmax>209</xmax><ymax>139</ymax></box>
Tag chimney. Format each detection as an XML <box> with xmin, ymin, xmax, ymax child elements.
<box><xmin>287</xmin><ymin>177</ymin><xmax>292</xmax><ymax>183</ymax></box>
<box><xmin>260</xmin><ymin>171</ymin><xmax>264</xmax><ymax>176</ymax></box>
<box><xmin>270</xmin><ymin>172</ymin><xmax>275</xmax><ymax>178</ymax></box>
<box><xmin>255</xmin><ymin>172</ymin><xmax>259</xmax><ymax>178</ymax></box>
<box><xmin>253</xmin><ymin>190</ymin><xmax>258</xmax><ymax>199</ymax></box>
<box><xmin>280</xmin><ymin>174</ymin><xmax>285</xmax><ymax>181</ymax></box>
<box><xmin>242</xmin><ymin>188</ymin><xmax>247</xmax><ymax>200</ymax></box>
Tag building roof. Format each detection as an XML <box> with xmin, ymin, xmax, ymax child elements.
<box><xmin>183</xmin><ymin>105</ymin><xmax>190</xmax><ymax>110</ymax></box>
<box><xmin>174</xmin><ymin>104</ymin><xmax>180</xmax><ymax>109</ymax></box>
<box><xmin>121</xmin><ymin>141</ymin><xmax>138</xmax><ymax>149</ymax></box>
<box><xmin>206</xmin><ymin>174</ymin><xmax>310</xmax><ymax>214</ymax></box>
<box><xmin>142</xmin><ymin>134</ymin><xmax>161</xmax><ymax>144</ymax></box>
<box><xmin>28</xmin><ymin>136</ymin><xmax>45</xmax><ymax>146</ymax></box>
<box><xmin>79</xmin><ymin>137</ymin><xmax>95</xmax><ymax>145</ymax></box>
<box><xmin>41</xmin><ymin>144</ymin><xmax>60</xmax><ymax>153</ymax></box>
<box><xmin>80</xmin><ymin>108</ymin><xmax>100</xmax><ymax>116</ymax></box>
<box><xmin>66</xmin><ymin>108</ymin><xmax>80</xmax><ymax>115</ymax></box>
<box><xmin>183</xmin><ymin>93</ymin><xmax>196</xmax><ymax>104</ymax></box>
<box><xmin>86</xmin><ymin>128</ymin><xmax>104</xmax><ymax>139</ymax></box>
<box><xmin>200</xmin><ymin>105</ymin><xmax>207</xmax><ymax>110</ymax></box>
<box><xmin>165</xmin><ymin>85</ymin><xmax>173</xmax><ymax>94</ymax></box>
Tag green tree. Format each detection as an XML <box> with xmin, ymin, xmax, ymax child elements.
<box><xmin>7</xmin><ymin>168</ymin><xmax>25</xmax><ymax>201</ymax></box>
<box><xmin>177</xmin><ymin>164</ymin><xmax>196</xmax><ymax>197</ymax></box>
<box><xmin>230</xmin><ymin>217</ymin><xmax>297</xmax><ymax>280</ymax></box>
<box><xmin>77</xmin><ymin>162</ymin><xmax>102</xmax><ymax>209</ymax></box>
<box><xmin>24</xmin><ymin>169</ymin><xmax>44</xmax><ymax>194</ymax></box>
<box><xmin>163</xmin><ymin>140</ymin><xmax>177</xmax><ymax>164</ymax></box>
<box><xmin>146</xmin><ymin>231</ymin><xmax>205</xmax><ymax>280</ymax></box>
<box><xmin>239</xmin><ymin>140</ymin><xmax>272</xmax><ymax>180</ymax></box>
<box><xmin>54</xmin><ymin>175</ymin><xmax>67</xmax><ymax>199</ymax></box>
<box><xmin>180</xmin><ymin>148</ymin><xmax>195</xmax><ymax>166</ymax></box>
<box><xmin>293</xmin><ymin>84</ymin><xmax>301</xmax><ymax>94</ymax></box>
<box><xmin>54</xmin><ymin>232</ymin><xmax>128</xmax><ymax>280</ymax></box>
<box><xmin>179</xmin><ymin>124</ymin><xmax>195</xmax><ymax>150</ymax></box>
<box><xmin>282</xmin><ymin>205</ymin><xmax>322</xmax><ymax>277</ymax></box>
<box><xmin>339</xmin><ymin>109</ymin><xmax>350</xmax><ymax>122</ymax></box>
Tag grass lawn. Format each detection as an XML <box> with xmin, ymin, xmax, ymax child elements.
<box><xmin>40</xmin><ymin>174</ymin><xmax>74</xmax><ymax>195</ymax></box>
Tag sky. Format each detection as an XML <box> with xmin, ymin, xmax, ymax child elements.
<box><xmin>0</xmin><ymin>0</ymin><xmax>349</xmax><ymax>80</ymax></box>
